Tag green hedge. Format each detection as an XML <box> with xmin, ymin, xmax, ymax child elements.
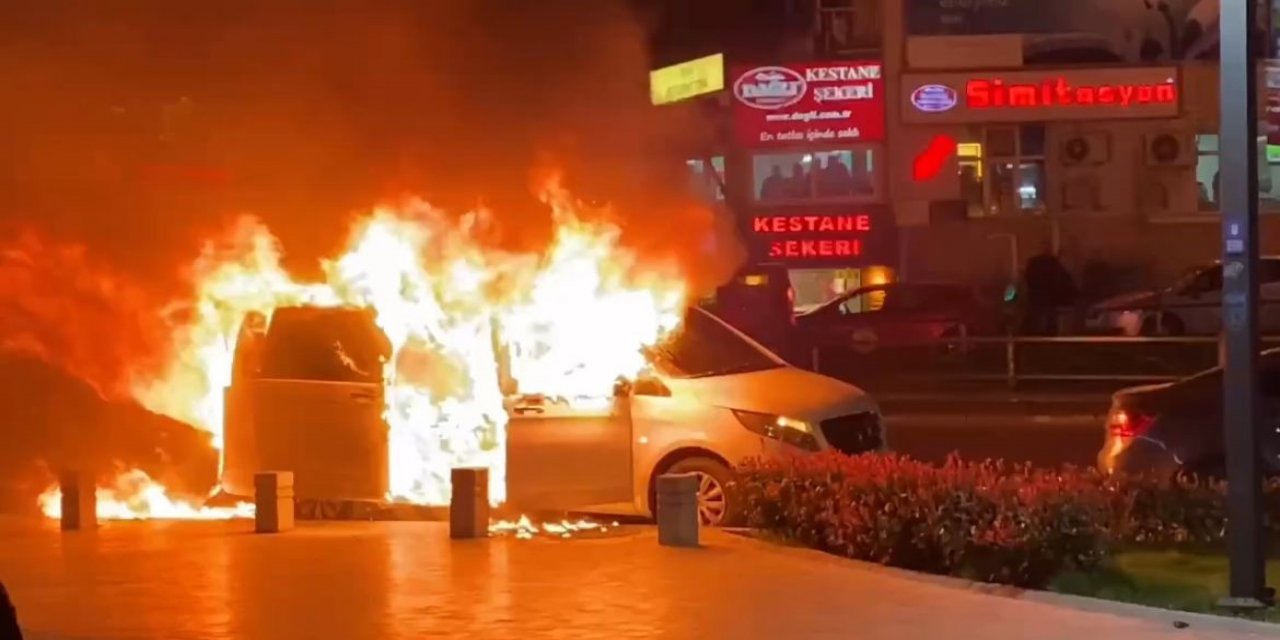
<box><xmin>735</xmin><ymin>453</ymin><xmax>1280</xmax><ymax>588</ymax></box>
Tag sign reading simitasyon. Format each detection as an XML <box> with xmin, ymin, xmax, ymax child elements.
<box><xmin>902</xmin><ymin>67</ymin><xmax>1181</xmax><ymax>123</ymax></box>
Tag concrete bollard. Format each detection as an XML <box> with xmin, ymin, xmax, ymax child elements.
<box><xmin>59</xmin><ymin>471</ymin><xmax>97</xmax><ymax>532</ymax></box>
<box><xmin>656</xmin><ymin>473</ymin><xmax>700</xmax><ymax>548</ymax></box>
<box><xmin>449</xmin><ymin>468</ymin><xmax>489</xmax><ymax>539</ymax></box>
<box><xmin>254</xmin><ymin>471</ymin><xmax>295</xmax><ymax>534</ymax></box>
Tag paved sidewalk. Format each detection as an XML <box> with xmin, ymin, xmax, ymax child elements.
<box><xmin>0</xmin><ymin>518</ymin><xmax>1272</xmax><ymax>640</ymax></box>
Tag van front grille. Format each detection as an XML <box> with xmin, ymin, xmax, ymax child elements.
<box><xmin>819</xmin><ymin>412</ymin><xmax>882</xmax><ymax>455</ymax></box>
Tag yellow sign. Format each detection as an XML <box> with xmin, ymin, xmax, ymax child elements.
<box><xmin>649</xmin><ymin>53</ymin><xmax>724</xmax><ymax>106</ymax></box>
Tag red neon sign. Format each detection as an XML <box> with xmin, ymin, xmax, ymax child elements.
<box><xmin>967</xmin><ymin>77</ymin><xmax>1177</xmax><ymax>109</ymax></box>
<box><xmin>912</xmin><ymin>134</ymin><xmax>956</xmax><ymax>182</ymax></box>
<box><xmin>751</xmin><ymin>214</ymin><xmax>872</xmax><ymax>259</ymax></box>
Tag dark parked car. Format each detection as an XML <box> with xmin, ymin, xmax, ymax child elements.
<box><xmin>794</xmin><ymin>281</ymin><xmax>996</xmax><ymax>355</ymax></box>
<box><xmin>1098</xmin><ymin>348</ymin><xmax>1280</xmax><ymax>480</ymax></box>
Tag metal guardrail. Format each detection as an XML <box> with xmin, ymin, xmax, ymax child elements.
<box><xmin>811</xmin><ymin>334</ymin><xmax>1280</xmax><ymax>390</ymax></box>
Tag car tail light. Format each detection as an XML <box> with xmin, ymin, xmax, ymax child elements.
<box><xmin>1108</xmin><ymin>409</ymin><xmax>1154</xmax><ymax>439</ymax></box>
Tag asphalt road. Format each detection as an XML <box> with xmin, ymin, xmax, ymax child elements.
<box><xmin>884</xmin><ymin>415</ymin><xmax>1102</xmax><ymax>469</ymax></box>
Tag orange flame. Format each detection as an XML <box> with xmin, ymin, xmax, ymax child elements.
<box><xmin>29</xmin><ymin>179</ymin><xmax>689</xmax><ymax>518</ymax></box>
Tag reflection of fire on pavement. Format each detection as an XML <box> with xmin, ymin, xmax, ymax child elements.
<box><xmin>489</xmin><ymin>515</ymin><xmax>619</xmax><ymax>540</ymax></box>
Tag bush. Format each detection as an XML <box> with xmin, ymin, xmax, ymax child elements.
<box><xmin>736</xmin><ymin>453</ymin><xmax>1111</xmax><ymax>588</ymax></box>
<box><xmin>736</xmin><ymin>453</ymin><xmax>1280</xmax><ymax>588</ymax></box>
<box><xmin>1106</xmin><ymin>472</ymin><xmax>1280</xmax><ymax>547</ymax></box>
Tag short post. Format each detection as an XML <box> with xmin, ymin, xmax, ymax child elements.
<box><xmin>254</xmin><ymin>471</ymin><xmax>295</xmax><ymax>534</ymax></box>
<box><xmin>1004</xmin><ymin>336</ymin><xmax>1018</xmax><ymax>389</ymax></box>
<box><xmin>59</xmin><ymin>471</ymin><xmax>96</xmax><ymax>532</ymax></box>
<box><xmin>656</xmin><ymin>473</ymin><xmax>699</xmax><ymax>548</ymax></box>
<box><xmin>450</xmin><ymin>468</ymin><xmax>489</xmax><ymax>539</ymax></box>
<box><xmin>810</xmin><ymin>346</ymin><xmax>821</xmax><ymax>373</ymax></box>
<box><xmin>1219</xmin><ymin>330</ymin><xmax>1227</xmax><ymax>368</ymax></box>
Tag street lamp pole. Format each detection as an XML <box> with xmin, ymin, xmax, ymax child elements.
<box><xmin>1218</xmin><ymin>0</ymin><xmax>1270</xmax><ymax>610</ymax></box>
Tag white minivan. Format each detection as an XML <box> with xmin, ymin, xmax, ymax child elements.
<box><xmin>221</xmin><ymin>305</ymin><xmax>883</xmax><ymax>525</ymax></box>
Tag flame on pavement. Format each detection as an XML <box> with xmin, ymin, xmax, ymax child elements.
<box><xmin>28</xmin><ymin>178</ymin><xmax>688</xmax><ymax>519</ymax></box>
<box><xmin>38</xmin><ymin>468</ymin><xmax>255</xmax><ymax>521</ymax></box>
<box><xmin>488</xmin><ymin>515</ymin><xmax>618</xmax><ymax>539</ymax></box>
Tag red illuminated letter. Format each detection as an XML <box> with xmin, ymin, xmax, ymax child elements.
<box><xmin>855</xmin><ymin>215</ymin><xmax>871</xmax><ymax>231</ymax></box>
<box><xmin>967</xmin><ymin>80</ymin><xmax>991</xmax><ymax>108</ymax></box>
<box><xmin>753</xmin><ymin>217</ymin><xmax>769</xmax><ymax>233</ymax></box>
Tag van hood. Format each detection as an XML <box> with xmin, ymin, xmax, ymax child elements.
<box><xmin>667</xmin><ymin>366</ymin><xmax>875</xmax><ymax>423</ymax></box>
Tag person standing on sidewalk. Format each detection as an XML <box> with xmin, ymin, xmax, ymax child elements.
<box><xmin>1022</xmin><ymin>241</ymin><xmax>1077</xmax><ymax>336</ymax></box>
<box><xmin>0</xmin><ymin>582</ymin><xmax>22</xmax><ymax>640</ymax></box>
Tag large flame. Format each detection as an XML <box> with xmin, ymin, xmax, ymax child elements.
<box><xmin>29</xmin><ymin>180</ymin><xmax>688</xmax><ymax>519</ymax></box>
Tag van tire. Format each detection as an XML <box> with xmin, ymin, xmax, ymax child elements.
<box><xmin>663</xmin><ymin>457</ymin><xmax>742</xmax><ymax>527</ymax></box>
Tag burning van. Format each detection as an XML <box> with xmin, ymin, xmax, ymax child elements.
<box><xmin>221</xmin><ymin>303</ymin><xmax>881</xmax><ymax>525</ymax></box>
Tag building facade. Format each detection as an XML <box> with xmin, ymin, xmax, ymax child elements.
<box><xmin>884</xmin><ymin>0</ymin><xmax>1279</xmax><ymax>296</ymax></box>
<box><xmin>666</xmin><ymin>0</ymin><xmax>1280</xmax><ymax>305</ymax></box>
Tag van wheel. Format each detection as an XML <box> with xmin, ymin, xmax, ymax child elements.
<box><xmin>1141</xmin><ymin>313</ymin><xmax>1184</xmax><ymax>336</ymax></box>
<box><xmin>663</xmin><ymin>458</ymin><xmax>741</xmax><ymax>527</ymax></box>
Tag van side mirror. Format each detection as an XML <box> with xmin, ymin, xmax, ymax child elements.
<box><xmin>614</xmin><ymin>373</ymin><xmax>671</xmax><ymax>398</ymax></box>
<box><xmin>633</xmin><ymin>375</ymin><xmax>671</xmax><ymax>397</ymax></box>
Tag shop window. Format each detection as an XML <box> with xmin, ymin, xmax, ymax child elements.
<box><xmin>1196</xmin><ymin>134</ymin><xmax>1219</xmax><ymax>211</ymax></box>
<box><xmin>816</xmin><ymin>0</ymin><xmax>881</xmax><ymax>54</ymax></box>
<box><xmin>957</xmin><ymin>125</ymin><xmax>1046</xmax><ymax>216</ymax></box>
<box><xmin>1200</xmin><ymin>137</ymin><xmax>1280</xmax><ymax>210</ymax></box>
<box><xmin>752</xmin><ymin>145</ymin><xmax>883</xmax><ymax>204</ymax></box>
<box><xmin>837</xmin><ymin>284</ymin><xmax>887</xmax><ymax>314</ymax></box>
<box><xmin>685</xmin><ymin>156</ymin><xmax>725</xmax><ymax>203</ymax></box>
<box><xmin>790</xmin><ymin>267</ymin><xmax>861</xmax><ymax>313</ymax></box>
<box><xmin>1267</xmin><ymin>144</ymin><xmax>1280</xmax><ymax>207</ymax></box>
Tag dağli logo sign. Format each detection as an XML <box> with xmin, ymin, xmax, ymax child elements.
<box><xmin>733</xmin><ymin>66</ymin><xmax>807</xmax><ymax>110</ymax></box>
<box><xmin>910</xmin><ymin>84</ymin><xmax>958</xmax><ymax>112</ymax></box>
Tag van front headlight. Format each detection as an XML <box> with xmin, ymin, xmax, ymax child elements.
<box><xmin>732</xmin><ymin>409</ymin><xmax>819</xmax><ymax>451</ymax></box>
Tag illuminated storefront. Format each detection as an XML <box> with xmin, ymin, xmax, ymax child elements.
<box><xmin>728</xmin><ymin>60</ymin><xmax>896</xmax><ymax>310</ymax></box>
<box><xmin>898</xmin><ymin>67</ymin><xmax>1186</xmax><ymax>220</ymax></box>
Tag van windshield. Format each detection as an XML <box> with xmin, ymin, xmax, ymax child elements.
<box><xmin>651</xmin><ymin>308</ymin><xmax>784</xmax><ymax>379</ymax></box>
<box><xmin>258</xmin><ymin>307</ymin><xmax>389</xmax><ymax>383</ymax></box>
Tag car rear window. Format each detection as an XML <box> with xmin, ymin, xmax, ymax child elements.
<box><xmin>258</xmin><ymin>307</ymin><xmax>390</xmax><ymax>383</ymax></box>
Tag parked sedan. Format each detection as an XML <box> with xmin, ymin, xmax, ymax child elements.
<box><xmin>795</xmin><ymin>281</ymin><xmax>996</xmax><ymax>355</ymax></box>
<box><xmin>1086</xmin><ymin>257</ymin><xmax>1280</xmax><ymax>336</ymax></box>
<box><xmin>1097</xmin><ymin>348</ymin><xmax>1280</xmax><ymax>479</ymax></box>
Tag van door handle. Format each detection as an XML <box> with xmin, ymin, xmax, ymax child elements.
<box><xmin>350</xmin><ymin>391</ymin><xmax>377</xmax><ymax>404</ymax></box>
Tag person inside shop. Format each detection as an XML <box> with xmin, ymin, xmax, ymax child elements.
<box><xmin>816</xmin><ymin>154</ymin><xmax>852</xmax><ymax>197</ymax></box>
<box><xmin>786</xmin><ymin>161</ymin><xmax>810</xmax><ymax>199</ymax></box>
<box><xmin>760</xmin><ymin>165</ymin><xmax>788</xmax><ymax>200</ymax></box>
<box><xmin>1021</xmin><ymin>240</ymin><xmax>1077</xmax><ymax>336</ymax></box>
<box><xmin>849</xmin><ymin>164</ymin><xmax>874</xmax><ymax>197</ymax></box>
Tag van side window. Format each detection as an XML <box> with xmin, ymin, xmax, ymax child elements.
<box><xmin>654</xmin><ymin>309</ymin><xmax>780</xmax><ymax>378</ymax></box>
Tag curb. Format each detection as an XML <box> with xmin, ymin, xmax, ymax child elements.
<box><xmin>715</xmin><ymin>531</ymin><xmax>1280</xmax><ymax>637</ymax></box>
<box><xmin>882</xmin><ymin>413</ymin><xmax>1105</xmax><ymax>427</ymax></box>
<box><xmin>877</xmin><ymin>394</ymin><xmax>1112</xmax><ymax>405</ymax></box>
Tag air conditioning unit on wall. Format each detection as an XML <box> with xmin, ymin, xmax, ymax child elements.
<box><xmin>1144</xmin><ymin>131</ymin><xmax>1195</xmax><ymax>167</ymax></box>
<box><xmin>1059</xmin><ymin>132</ymin><xmax>1111</xmax><ymax>166</ymax></box>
